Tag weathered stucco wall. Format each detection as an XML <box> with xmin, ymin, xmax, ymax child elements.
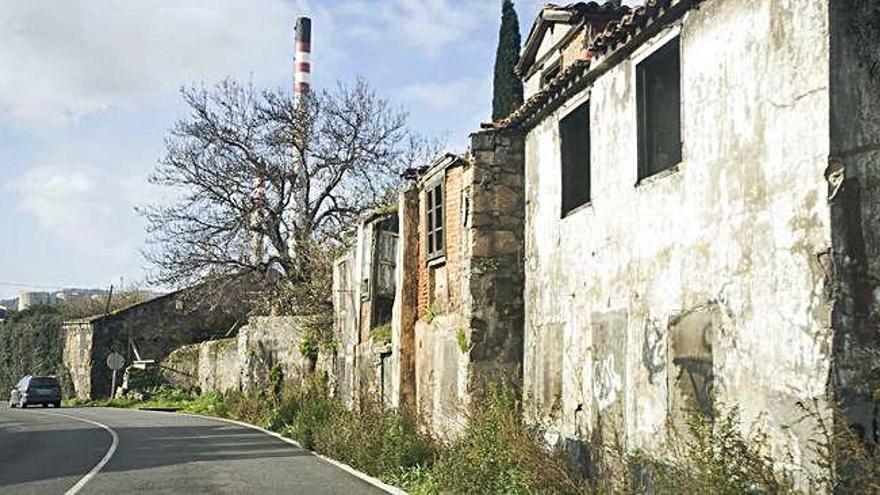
<box><xmin>332</xmin><ymin>213</ymin><xmax>399</xmax><ymax>410</ymax></box>
<box><xmin>238</xmin><ymin>316</ymin><xmax>309</xmax><ymax>392</ymax></box>
<box><xmin>524</xmin><ymin>0</ymin><xmax>832</xmax><ymax>467</ymax></box>
<box><xmin>334</xmin><ymin>248</ymin><xmax>359</xmax><ymax>407</ymax></box>
<box><xmin>160</xmin><ymin>316</ymin><xmax>307</xmax><ymax>393</ymax></box>
<box><xmin>61</xmin><ymin>322</ymin><xmax>94</xmax><ymax>400</ymax></box>
<box><xmin>162</xmin><ymin>338</ymin><xmax>239</xmax><ymax>393</ymax></box>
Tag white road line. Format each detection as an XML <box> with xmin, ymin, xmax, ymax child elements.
<box><xmin>38</xmin><ymin>412</ymin><xmax>119</xmax><ymax>495</ymax></box>
<box><xmin>132</xmin><ymin>408</ymin><xmax>406</xmax><ymax>495</ymax></box>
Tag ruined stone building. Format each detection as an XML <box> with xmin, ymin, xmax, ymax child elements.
<box><xmin>488</xmin><ymin>0</ymin><xmax>880</xmax><ymax>469</ymax></box>
<box><xmin>333</xmin><ymin>211</ymin><xmax>399</xmax><ymax>408</ymax></box>
<box><xmin>331</xmin><ymin>0</ymin><xmax>880</xmax><ymax>470</ymax></box>
<box><xmin>390</xmin><ymin>148</ymin><xmax>525</xmax><ymax>433</ymax></box>
<box><xmin>333</xmin><ymin>142</ymin><xmax>526</xmax><ymax>433</ymax></box>
<box><xmin>62</xmin><ymin>280</ymin><xmax>253</xmax><ymax>399</ymax></box>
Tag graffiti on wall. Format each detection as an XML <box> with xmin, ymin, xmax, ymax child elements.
<box><xmin>642</xmin><ymin>318</ymin><xmax>666</xmax><ymax>384</ymax></box>
<box><xmin>591</xmin><ymin>311</ymin><xmax>627</xmax><ymax>424</ymax></box>
<box><xmin>669</xmin><ymin>305</ymin><xmax>717</xmax><ymax>420</ymax></box>
<box><xmin>593</xmin><ymin>354</ymin><xmax>623</xmax><ymax>412</ymax></box>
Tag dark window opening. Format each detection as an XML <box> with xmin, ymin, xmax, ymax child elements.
<box><xmin>541</xmin><ymin>60</ymin><xmax>561</xmax><ymax>88</ymax></box>
<box><xmin>426</xmin><ymin>182</ymin><xmax>444</xmax><ymax>260</ymax></box>
<box><xmin>560</xmin><ymin>101</ymin><xmax>591</xmax><ymax>216</ymax></box>
<box><xmin>637</xmin><ymin>37</ymin><xmax>682</xmax><ymax>180</ymax></box>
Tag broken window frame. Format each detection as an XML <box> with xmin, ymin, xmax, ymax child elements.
<box><xmin>559</xmin><ymin>99</ymin><xmax>592</xmax><ymax>217</ymax></box>
<box><xmin>636</xmin><ymin>35</ymin><xmax>682</xmax><ymax>181</ymax></box>
<box><xmin>425</xmin><ymin>179</ymin><xmax>445</xmax><ymax>261</ymax></box>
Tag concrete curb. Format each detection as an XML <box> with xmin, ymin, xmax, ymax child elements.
<box><xmin>130</xmin><ymin>408</ymin><xmax>407</xmax><ymax>495</ymax></box>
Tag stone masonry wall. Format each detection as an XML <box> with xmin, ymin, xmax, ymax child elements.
<box><xmin>61</xmin><ymin>321</ymin><xmax>94</xmax><ymax>401</ymax></box>
<box><xmin>162</xmin><ymin>338</ymin><xmax>239</xmax><ymax>393</ymax></box>
<box><xmin>394</xmin><ymin>136</ymin><xmax>526</xmax><ymax>437</ymax></box>
<box><xmin>466</xmin><ymin>130</ymin><xmax>526</xmax><ymax>396</ymax></box>
<box><xmin>63</xmin><ymin>285</ymin><xmax>249</xmax><ymax>399</ymax></box>
<box><xmin>159</xmin><ymin>316</ymin><xmax>308</xmax><ymax>394</ymax></box>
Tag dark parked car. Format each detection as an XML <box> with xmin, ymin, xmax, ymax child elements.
<box><xmin>9</xmin><ymin>375</ymin><xmax>62</xmax><ymax>408</ymax></box>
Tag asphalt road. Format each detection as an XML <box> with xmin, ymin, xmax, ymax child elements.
<box><xmin>0</xmin><ymin>405</ymin><xmax>386</xmax><ymax>494</ymax></box>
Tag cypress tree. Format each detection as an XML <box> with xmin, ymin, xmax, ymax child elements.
<box><xmin>492</xmin><ymin>0</ymin><xmax>524</xmax><ymax>122</ymax></box>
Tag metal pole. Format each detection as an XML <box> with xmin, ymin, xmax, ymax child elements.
<box><xmin>111</xmin><ymin>370</ymin><xmax>117</xmax><ymax>399</ymax></box>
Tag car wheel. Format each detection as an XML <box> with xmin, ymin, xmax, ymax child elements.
<box><xmin>54</xmin><ymin>401</ymin><xmax>61</xmax><ymax>408</ymax></box>
<box><xmin>41</xmin><ymin>403</ymin><xmax>48</xmax><ymax>408</ymax></box>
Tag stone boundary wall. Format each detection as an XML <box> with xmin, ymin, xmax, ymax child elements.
<box><xmin>61</xmin><ymin>322</ymin><xmax>95</xmax><ymax>401</ymax></box>
<box><xmin>160</xmin><ymin>316</ymin><xmax>308</xmax><ymax>393</ymax></box>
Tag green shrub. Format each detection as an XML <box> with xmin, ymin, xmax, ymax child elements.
<box><xmin>184</xmin><ymin>390</ymin><xmax>230</xmax><ymax>417</ymax></box>
<box><xmin>424</xmin><ymin>304</ymin><xmax>437</xmax><ymax>324</ymax></box>
<box><xmin>371</xmin><ymin>322</ymin><xmax>392</xmax><ymax>345</ymax></box>
<box><xmin>0</xmin><ymin>305</ymin><xmax>71</xmax><ymax>396</ymax></box>
<box><xmin>433</xmin><ymin>384</ymin><xmax>585</xmax><ymax>494</ymax></box>
<box><xmin>126</xmin><ymin>367</ymin><xmax>170</xmax><ymax>391</ymax></box>
<box><xmin>797</xmin><ymin>400</ymin><xmax>880</xmax><ymax>493</ymax></box>
<box><xmin>639</xmin><ymin>404</ymin><xmax>796</xmax><ymax>495</ymax></box>
<box><xmin>281</xmin><ymin>375</ymin><xmax>342</xmax><ymax>449</ymax></box>
<box><xmin>385</xmin><ymin>464</ymin><xmax>440</xmax><ymax>495</ymax></box>
<box><xmin>314</xmin><ymin>403</ymin><xmax>436</xmax><ymax>479</ymax></box>
<box><xmin>455</xmin><ymin>329</ymin><xmax>469</xmax><ymax>354</ymax></box>
<box><xmin>298</xmin><ymin>333</ymin><xmax>319</xmax><ymax>361</ymax></box>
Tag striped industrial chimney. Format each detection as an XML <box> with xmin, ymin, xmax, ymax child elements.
<box><xmin>288</xmin><ymin>16</ymin><xmax>312</xmax><ymax>260</ymax></box>
<box><xmin>294</xmin><ymin>17</ymin><xmax>311</xmax><ymax>104</ymax></box>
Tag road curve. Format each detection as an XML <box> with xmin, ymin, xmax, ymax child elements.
<box><xmin>0</xmin><ymin>405</ymin><xmax>386</xmax><ymax>494</ymax></box>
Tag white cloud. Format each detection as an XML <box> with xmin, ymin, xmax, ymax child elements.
<box><xmin>332</xmin><ymin>0</ymin><xmax>497</xmax><ymax>55</ymax></box>
<box><xmin>7</xmin><ymin>164</ymin><xmax>158</xmax><ymax>265</ymax></box>
<box><xmin>0</xmin><ymin>0</ymin><xmax>328</xmax><ymax>128</ymax></box>
<box><xmin>399</xmin><ymin>77</ymin><xmax>489</xmax><ymax>111</ymax></box>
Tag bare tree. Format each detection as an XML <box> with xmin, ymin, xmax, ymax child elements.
<box><xmin>142</xmin><ymin>78</ymin><xmax>438</xmax><ymax>309</ymax></box>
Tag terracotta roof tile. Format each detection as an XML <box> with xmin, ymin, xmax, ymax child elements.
<box><xmin>498</xmin><ymin>0</ymin><xmax>702</xmax><ymax>131</ymax></box>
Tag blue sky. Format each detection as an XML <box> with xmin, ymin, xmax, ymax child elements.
<box><xmin>0</xmin><ymin>0</ymin><xmax>637</xmax><ymax>298</ymax></box>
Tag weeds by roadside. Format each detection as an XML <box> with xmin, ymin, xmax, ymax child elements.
<box><xmin>92</xmin><ymin>378</ymin><xmax>880</xmax><ymax>495</ymax></box>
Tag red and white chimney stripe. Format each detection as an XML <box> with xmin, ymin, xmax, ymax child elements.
<box><xmin>294</xmin><ymin>17</ymin><xmax>311</xmax><ymax>103</ymax></box>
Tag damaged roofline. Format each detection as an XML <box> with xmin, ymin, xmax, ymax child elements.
<box><xmin>516</xmin><ymin>2</ymin><xmax>631</xmax><ymax>77</ymax></box>
<box><xmin>404</xmin><ymin>153</ymin><xmax>467</xmax><ymax>188</ymax></box>
<box><xmin>504</xmin><ymin>0</ymin><xmax>702</xmax><ymax>132</ymax></box>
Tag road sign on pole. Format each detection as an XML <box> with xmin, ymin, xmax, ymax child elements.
<box><xmin>107</xmin><ymin>352</ymin><xmax>125</xmax><ymax>398</ymax></box>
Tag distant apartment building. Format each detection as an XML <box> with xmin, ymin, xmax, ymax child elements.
<box><xmin>17</xmin><ymin>291</ymin><xmax>57</xmax><ymax>311</ymax></box>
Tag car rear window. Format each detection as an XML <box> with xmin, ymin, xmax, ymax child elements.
<box><xmin>29</xmin><ymin>377</ymin><xmax>60</xmax><ymax>388</ymax></box>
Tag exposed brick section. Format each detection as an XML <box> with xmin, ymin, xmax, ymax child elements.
<box><xmin>360</xmin><ymin>300</ymin><xmax>372</xmax><ymax>343</ymax></box>
<box><xmin>560</xmin><ymin>29</ymin><xmax>589</xmax><ymax>69</ymax></box>
<box><xmin>391</xmin><ymin>135</ymin><xmax>526</xmax><ymax>436</ymax></box>
<box><xmin>397</xmin><ymin>188</ymin><xmax>421</xmax><ymax>414</ymax></box>
<box><xmin>444</xmin><ymin>167</ymin><xmax>463</xmax><ymax>308</ymax></box>
<box><xmin>417</xmin><ymin>189</ymin><xmax>429</xmax><ymax>318</ymax></box>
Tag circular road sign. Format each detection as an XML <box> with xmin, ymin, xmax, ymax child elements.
<box><xmin>106</xmin><ymin>352</ymin><xmax>125</xmax><ymax>370</ymax></box>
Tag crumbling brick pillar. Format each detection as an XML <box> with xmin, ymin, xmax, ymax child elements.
<box><xmin>394</xmin><ymin>186</ymin><xmax>420</xmax><ymax>415</ymax></box>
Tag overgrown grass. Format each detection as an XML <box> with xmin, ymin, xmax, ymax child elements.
<box><xmin>637</xmin><ymin>405</ymin><xmax>796</xmax><ymax>494</ymax></box>
<box><xmin>94</xmin><ymin>378</ymin><xmax>880</xmax><ymax>494</ymax></box>
<box><xmin>371</xmin><ymin>322</ymin><xmax>392</xmax><ymax>345</ymax></box>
